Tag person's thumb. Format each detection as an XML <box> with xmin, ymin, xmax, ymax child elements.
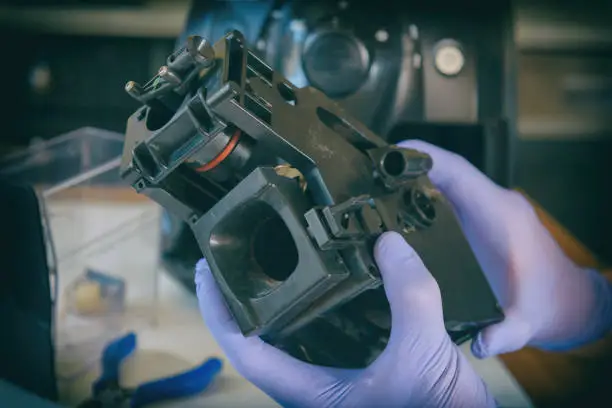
<box><xmin>471</xmin><ymin>312</ymin><xmax>532</xmax><ymax>359</ymax></box>
<box><xmin>374</xmin><ymin>232</ymin><xmax>446</xmax><ymax>336</ymax></box>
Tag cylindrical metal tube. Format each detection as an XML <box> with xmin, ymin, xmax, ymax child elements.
<box><xmin>379</xmin><ymin>148</ymin><xmax>433</xmax><ymax>181</ymax></box>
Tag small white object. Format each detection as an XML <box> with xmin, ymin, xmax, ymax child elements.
<box><xmin>289</xmin><ymin>19</ymin><xmax>307</xmax><ymax>33</ymax></box>
<box><xmin>434</xmin><ymin>41</ymin><xmax>465</xmax><ymax>76</ymax></box>
<box><xmin>29</xmin><ymin>63</ymin><xmax>52</xmax><ymax>93</ymax></box>
<box><xmin>409</xmin><ymin>24</ymin><xmax>419</xmax><ymax>40</ymax></box>
<box><xmin>413</xmin><ymin>53</ymin><xmax>422</xmax><ymax>69</ymax></box>
<box><xmin>375</xmin><ymin>29</ymin><xmax>389</xmax><ymax>43</ymax></box>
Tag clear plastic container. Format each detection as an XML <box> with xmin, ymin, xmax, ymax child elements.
<box><xmin>0</xmin><ymin>127</ymin><xmax>125</xmax><ymax>188</ymax></box>
<box><xmin>0</xmin><ymin>127</ymin><xmax>161</xmax><ymax>398</ymax></box>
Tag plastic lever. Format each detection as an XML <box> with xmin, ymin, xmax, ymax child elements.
<box><xmin>129</xmin><ymin>357</ymin><xmax>223</xmax><ymax>408</ymax></box>
<box><xmin>92</xmin><ymin>332</ymin><xmax>137</xmax><ymax>395</ymax></box>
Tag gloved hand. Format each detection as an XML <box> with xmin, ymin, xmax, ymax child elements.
<box><xmin>195</xmin><ymin>233</ymin><xmax>496</xmax><ymax>408</ymax></box>
<box><xmin>399</xmin><ymin>140</ymin><xmax>612</xmax><ymax>357</ymax></box>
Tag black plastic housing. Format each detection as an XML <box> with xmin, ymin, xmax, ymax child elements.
<box><xmin>120</xmin><ymin>30</ymin><xmax>503</xmax><ymax>368</ymax></box>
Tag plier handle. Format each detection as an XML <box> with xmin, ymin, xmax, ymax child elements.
<box><xmin>80</xmin><ymin>332</ymin><xmax>222</xmax><ymax>408</ymax></box>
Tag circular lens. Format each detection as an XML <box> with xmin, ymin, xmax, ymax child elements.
<box><xmin>303</xmin><ymin>31</ymin><xmax>370</xmax><ymax>97</ymax></box>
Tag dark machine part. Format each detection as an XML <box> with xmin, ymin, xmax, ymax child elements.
<box><xmin>120</xmin><ymin>31</ymin><xmax>503</xmax><ymax>368</ymax></box>
<box><xmin>162</xmin><ymin>0</ymin><xmax>517</xmax><ymax>292</ymax></box>
<box><xmin>178</xmin><ymin>0</ymin><xmax>516</xmax><ymax>187</ymax></box>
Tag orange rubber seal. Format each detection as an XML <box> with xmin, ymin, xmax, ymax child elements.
<box><xmin>195</xmin><ymin>129</ymin><xmax>242</xmax><ymax>172</ymax></box>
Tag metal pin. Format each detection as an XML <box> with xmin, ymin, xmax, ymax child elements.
<box><xmin>186</xmin><ymin>36</ymin><xmax>215</xmax><ymax>67</ymax></box>
<box><xmin>409</xmin><ymin>24</ymin><xmax>419</xmax><ymax>40</ymax></box>
<box><xmin>158</xmin><ymin>65</ymin><xmax>182</xmax><ymax>85</ymax></box>
<box><xmin>125</xmin><ymin>81</ymin><xmax>142</xmax><ymax>97</ymax></box>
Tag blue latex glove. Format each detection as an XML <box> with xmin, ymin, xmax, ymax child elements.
<box><xmin>398</xmin><ymin>140</ymin><xmax>612</xmax><ymax>357</ymax></box>
<box><xmin>195</xmin><ymin>232</ymin><xmax>496</xmax><ymax>408</ymax></box>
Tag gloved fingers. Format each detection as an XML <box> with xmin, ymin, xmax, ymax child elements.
<box><xmin>195</xmin><ymin>259</ymin><xmax>241</xmax><ymax>337</ymax></box>
<box><xmin>471</xmin><ymin>312</ymin><xmax>532</xmax><ymax>359</ymax></box>
<box><xmin>396</xmin><ymin>140</ymin><xmax>510</xmax><ymax>218</ymax></box>
<box><xmin>374</xmin><ymin>232</ymin><xmax>447</xmax><ymax>339</ymax></box>
<box><xmin>194</xmin><ymin>259</ymin><xmax>342</xmax><ymax>401</ymax></box>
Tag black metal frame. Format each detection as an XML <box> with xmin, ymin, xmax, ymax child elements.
<box><xmin>120</xmin><ymin>30</ymin><xmax>503</xmax><ymax>368</ymax></box>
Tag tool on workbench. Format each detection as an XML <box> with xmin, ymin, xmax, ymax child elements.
<box><xmin>77</xmin><ymin>332</ymin><xmax>222</xmax><ymax>408</ymax></box>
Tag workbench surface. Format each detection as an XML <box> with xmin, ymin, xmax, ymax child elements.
<box><xmin>52</xmin><ymin>187</ymin><xmax>609</xmax><ymax>408</ymax></box>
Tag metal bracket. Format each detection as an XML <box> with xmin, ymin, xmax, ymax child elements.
<box><xmin>305</xmin><ymin>195</ymin><xmax>384</xmax><ymax>250</ymax></box>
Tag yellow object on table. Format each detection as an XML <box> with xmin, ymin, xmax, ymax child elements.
<box><xmin>73</xmin><ymin>281</ymin><xmax>103</xmax><ymax>315</ymax></box>
<box><xmin>64</xmin><ymin>269</ymin><xmax>127</xmax><ymax>317</ymax></box>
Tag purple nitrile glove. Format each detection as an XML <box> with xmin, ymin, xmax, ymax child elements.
<box><xmin>195</xmin><ymin>232</ymin><xmax>496</xmax><ymax>408</ymax></box>
<box><xmin>398</xmin><ymin>140</ymin><xmax>612</xmax><ymax>358</ymax></box>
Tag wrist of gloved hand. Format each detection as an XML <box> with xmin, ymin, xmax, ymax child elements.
<box><xmin>467</xmin><ymin>190</ymin><xmax>612</xmax><ymax>358</ymax></box>
<box><xmin>529</xmin><ymin>267</ymin><xmax>612</xmax><ymax>352</ymax></box>
<box><xmin>577</xmin><ymin>268</ymin><xmax>612</xmax><ymax>343</ymax></box>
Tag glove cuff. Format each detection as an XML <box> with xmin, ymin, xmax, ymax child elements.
<box><xmin>590</xmin><ymin>268</ymin><xmax>612</xmax><ymax>338</ymax></box>
<box><xmin>542</xmin><ymin>268</ymin><xmax>612</xmax><ymax>352</ymax></box>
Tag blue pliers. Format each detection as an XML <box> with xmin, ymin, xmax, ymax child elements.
<box><xmin>77</xmin><ymin>332</ymin><xmax>222</xmax><ymax>408</ymax></box>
